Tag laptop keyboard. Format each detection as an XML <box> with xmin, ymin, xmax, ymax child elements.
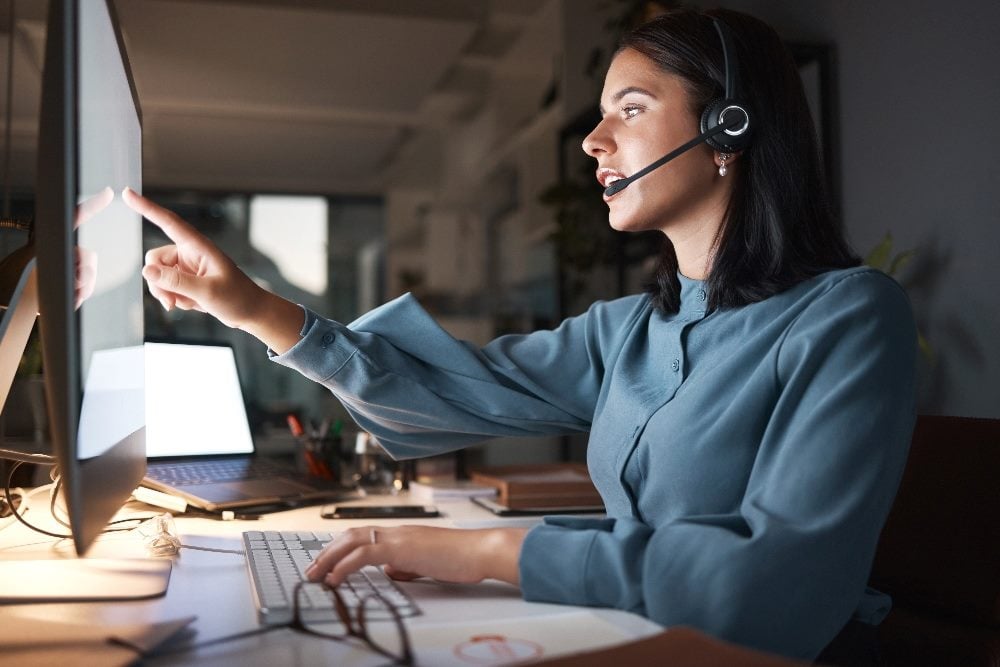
<box><xmin>243</xmin><ymin>531</ymin><xmax>421</xmax><ymax>625</ymax></box>
<box><xmin>146</xmin><ymin>458</ymin><xmax>292</xmax><ymax>487</ymax></box>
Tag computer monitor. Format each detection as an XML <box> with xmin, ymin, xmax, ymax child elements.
<box><xmin>0</xmin><ymin>0</ymin><xmax>170</xmax><ymax>601</ymax></box>
<box><xmin>33</xmin><ymin>0</ymin><xmax>146</xmax><ymax>556</ymax></box>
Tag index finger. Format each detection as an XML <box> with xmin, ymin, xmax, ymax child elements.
<box><xmin>305</xmin><ymin>526</ymin><xmax>378</xmax><ymax>583</ymax></box>
<box><xmin>122</xmin><ymin>187</ymin><xmax>203</xmax><ymax>245</ymax></box>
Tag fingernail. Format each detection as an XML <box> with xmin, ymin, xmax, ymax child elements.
<box><xmin>143</xmin><ymin>265</ymin><xmax>162</xmax><ymax>281</ymax></box>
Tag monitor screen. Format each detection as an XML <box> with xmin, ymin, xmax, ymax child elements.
<box><xmin>35</xmin><ymin>0</ymin><xmax>146</xmax><ymax>555</ymax></box>
<box><xmin>145</xmin><ymin>342</ymin><xmax>255</xmax><ymax>458</ymax></box>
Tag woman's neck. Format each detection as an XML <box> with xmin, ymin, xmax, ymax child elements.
<box><xmin>662</xmin><ymin>184</ymin><xmax>729</xmax><ymax>281</ymax></box>
<box><xmin>677</xmin><ymin>249</ymin><xmax>714</xmax><ymax>280</ymax></box>
<box><xmin>669</xmin><ymin>218</ymin><xmax>723</xmax><ymax>280</ymax></box>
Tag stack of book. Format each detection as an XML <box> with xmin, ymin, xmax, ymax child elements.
<box><xmin>468</xmin><ymin>463</ymin><xmax>604</xmax><ymax>515</ymax></box>
<box><xmin>408</xmin><ymin>479</ymin><xmax>498</xmax><ymax>504</ymax></box>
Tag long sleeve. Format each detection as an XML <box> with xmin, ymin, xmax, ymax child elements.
<box><xmin>270</xmin><ymin>292</ymin><xmax>648</xmax><ymax>458</ymax></box>
<box><xmin>518</xmin><ymin>270</ymin><xmax>918</xmax><ymax>661</ymax></box>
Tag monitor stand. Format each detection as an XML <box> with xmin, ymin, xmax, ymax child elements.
<box><xmin>0</xmin><ymin>558</ymin><xmax>171</xmax><ymax>602</ymax></box>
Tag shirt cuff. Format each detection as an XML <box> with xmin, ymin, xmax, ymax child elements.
<box><xmin>519</xmin><ymin>519</ymin><xmax>602</xmax><ymax>606</ymax></box>
<box><xmin>267</xmin><ymin>306</ymin><xmax>358</xmax><ymax>384</ymax></box>
<box><xmin>519</xmin><ymin>515</ymin><xmax>652</xmax><ymax>614</ymax></box>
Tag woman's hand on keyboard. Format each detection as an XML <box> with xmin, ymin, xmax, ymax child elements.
<box><xmin>304</xmin><ymin>525</ymin><xmax>529</xmax><ymax>587</ymax></box>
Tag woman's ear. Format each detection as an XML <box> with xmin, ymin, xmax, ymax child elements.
<box><xmin>714</xmin><ymin>150</ymin><xmax>743</xmax><ymax>168</ymax></box>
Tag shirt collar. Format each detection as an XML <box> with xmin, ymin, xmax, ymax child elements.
<box><xmin>677</xmin><ymin>273</ymin><xmax>709</xmax><ymax>318</ymax></box>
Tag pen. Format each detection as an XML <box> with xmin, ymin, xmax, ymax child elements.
<box><xmin>288</xmin><ymin>413</ymin><xmax>323</xmax><ymax>476</ymax></box>
<box><xmin>287</xmin><ymin>413</ymin><xmax>305</xmax><ymax>438</ymax></box>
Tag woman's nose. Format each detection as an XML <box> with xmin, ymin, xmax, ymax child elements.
<box><xmin>582</xmin><ymin>119</ymin><xmax>612</xmax><ymax>158</ymax></box>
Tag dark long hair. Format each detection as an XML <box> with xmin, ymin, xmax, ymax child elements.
<box><xmin>621</xmin><ymin>9</ymin><xmax>859</xmax><ymax>313</ymax></box>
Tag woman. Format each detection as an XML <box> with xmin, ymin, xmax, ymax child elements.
<box><xmin>126</xmin><ymin>8</ymin><xmax>916</xmax><ymax>663</ymax></box>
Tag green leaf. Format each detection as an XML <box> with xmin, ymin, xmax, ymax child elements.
<box><xmin>917</xmin><ymin>331</ymin><xmax>934</xmax><ymax>365</ymax></box>
<box><xmin>864</xmin><ymin>233</ymin><xmax>893</xmax><ymax>270</ymax></box>
<box><xmin>16</xmin><ymin>332</ymin><xmax>43</xmax><ymax>376</ymax></box>
<box><xmin>887</xmin><ymin>249</ymin><xmax>915</xmax><ymax>277</ymax></box>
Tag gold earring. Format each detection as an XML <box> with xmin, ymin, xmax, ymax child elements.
<box><xmin>718</xmin><ymin>153</ymin><xmax>731</xmax><ymax>177</ymax></box>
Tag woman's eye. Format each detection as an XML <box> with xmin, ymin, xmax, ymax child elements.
<box><xmin>623</xmin><ymin>105</ymin><xmax>642</xmax><ymax>119</ymax></box>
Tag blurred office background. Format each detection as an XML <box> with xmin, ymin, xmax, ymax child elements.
<box><xmin>2</xmin><ymin>0</ymin><xmax>998</xmax><ymax>466</ymax></box>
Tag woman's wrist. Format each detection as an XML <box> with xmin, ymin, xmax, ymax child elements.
<box><xmin>239</xmin><ymin>290</ymin><xmax>306</xmax><ymax>354</ymax></box>
<box><xmin>477</xmin><ymin>527</ymin><xmax>529</xmax><ymax>585</ymax></box>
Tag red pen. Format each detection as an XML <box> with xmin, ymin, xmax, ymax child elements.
<box><xmin>286</xmin><ymin>414</ymin><xmax>305</xmax><ymax>438</ymax></box>
<box><xmin>288</xmin><ymin>414</ymin><xmax>326</xmax><ymax>477</ymax></box>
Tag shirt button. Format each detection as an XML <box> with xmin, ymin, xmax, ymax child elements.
<box><xmin>320</xmin><ymin>332</ymin><xmax>335</xmax><ymax>348</ymax></box>
<box><xmin>697</xmin><ymin>289</ymin><xmax>707</xmax><ymax>301</ymax></box>
<box><xmin>671</xmin><ymin>359</ymin><xmax>680</xmax><ymax>372</ymax></box>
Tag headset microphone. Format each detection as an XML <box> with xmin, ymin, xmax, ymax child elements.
<box><xmin>603</xmin><ymin>17</ymin><xmax>751</xmax><ymax>199</ymax></box>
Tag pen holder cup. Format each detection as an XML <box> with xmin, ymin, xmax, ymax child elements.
<box><xmin>297</xmin><ymin>435</ymin><xmax>343</xmax><ymax>482</ymax></box>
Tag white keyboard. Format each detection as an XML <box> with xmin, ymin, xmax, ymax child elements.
<box><xmin>243</xmin><ymin>530</ymin><xmax>421</xmax><ymax>625</ymax></box>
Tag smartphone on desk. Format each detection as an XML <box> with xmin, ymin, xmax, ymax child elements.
<box><xmin>321</xmin><ymin>504</ymin><xmax>441</xmax><ymax>519</ymax></box>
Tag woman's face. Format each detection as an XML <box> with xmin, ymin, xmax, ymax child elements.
<box><xmin>583</xmin><ymin>48</ymin><xmax>722</xmax><ymax>235</ymax></box>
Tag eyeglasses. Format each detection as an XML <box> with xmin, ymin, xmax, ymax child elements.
<box><xmin>294</xmin><ymin>580</ymin><xmax>414</xmax><ymax>665</ymax></box>
<box><xmin>127</xmin><ymin>580</ymin><xmax>413</xmax><ymax>665</ymax></box>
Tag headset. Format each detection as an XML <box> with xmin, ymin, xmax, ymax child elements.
<box><xmin>701</xmin><ymin>17</ymin><xmax>752</xmax><ymax>153</ymax></box>
<box><xmin>603</xmin><ymin>16</ymin><xmax>752</xmax><ymax>197</ymax></box>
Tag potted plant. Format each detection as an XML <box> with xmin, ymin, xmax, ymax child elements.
<box><xmin>5</xmin><ymin>328</ymin><xmax>47</xmax><ymax>443</ymax></box>
<box><xmin>864</xmin><ymin>232</ymin><xmax>933</xmax><ymax>363</ymax></box>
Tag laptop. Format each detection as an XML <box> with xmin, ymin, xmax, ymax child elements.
<box><xmin>141</xmin><ymin>341</ymin><xmax>354</xmax><ymax>512</ymax></box>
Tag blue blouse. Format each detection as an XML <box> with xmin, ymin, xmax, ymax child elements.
<box><xmin>270</xmin><ymin>266</ymin><xmax>917</xmax><ymax>661</ymax></box>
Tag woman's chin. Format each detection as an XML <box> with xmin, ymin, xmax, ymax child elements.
<box><xmin>607</xmin><ymin>212</ymin><xmax>649</xmax><ymax>233</ymax></box>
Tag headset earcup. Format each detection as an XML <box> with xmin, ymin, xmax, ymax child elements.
<box><xmin>700</xmin><ymin>99</ymin><xmax>727</xmax><ymax>151</ymax></box>
<box><xmin>700</xmin><ymin>98</ymin><xmax>751</xmax><ymax>152</ymax></box>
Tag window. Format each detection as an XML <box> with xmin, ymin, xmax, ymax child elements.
<box><xmin>249</xmin><ymin>195</ymin><xmax>328</xmax><ymax>296</ymax></box>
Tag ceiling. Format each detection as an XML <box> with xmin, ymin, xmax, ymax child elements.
<box><xmin>1</xmin><ymin>0</ymin><xmax>556</xmax><ymax>197</ymax></box>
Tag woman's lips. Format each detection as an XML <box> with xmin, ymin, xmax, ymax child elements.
<box><xmin>597</xmin><ymin>168</ymin><xmax>627</xmax><ymax>201</ymax></box>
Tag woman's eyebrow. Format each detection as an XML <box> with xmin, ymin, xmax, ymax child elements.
<box><xmin>599</xmin><ymin>86</ymin><xmax>657</xmax><ymax>115</ymax></box>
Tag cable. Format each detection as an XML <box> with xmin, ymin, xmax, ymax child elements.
<box><xmin>137</xmin><ymin>513</ymin><xmax>245</xmax><ymax>556</ymax></box>
<box><xmin>180</xmin><ymin>543</ymin><xmax>245</xmax><ymax>555</ymax></box>
<box><xmin>3</xmin><ymin>463</ymin><xmax>245</xmax><ymax>557</ymax></box>
<box><xmin>0</xmin><ymin>448</ymin><xmax>57</xmax><ymax>464</ymax></box>
<box><xmin>50</xmin><ymin>474</ymin><xmax>70</xmax><ymax>528</ymax></box>
<box><xmin>4</xmin><ymin>460</ymin><xmax>70</xmax><ymax>538</ymax></box>
<box><xmin>3</xmin><ymin>461</ymin><xmax>149</xmax><ymax>539</ymax></box>
<box><xmin>0</xmin><ymin>480</ymin><xmax>57</xmax><ymax>533</ymax></box>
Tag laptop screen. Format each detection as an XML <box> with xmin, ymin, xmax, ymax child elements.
<box><xmin>145</xmin><ymin>342</ymin><xmax>255</xmax><ymax>458</ymax></box>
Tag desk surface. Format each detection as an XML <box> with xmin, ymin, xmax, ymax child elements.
<box><xmin>0</xmin><ymin>493</ymin><xmax>662</xmax><ymax>666</ymax></box>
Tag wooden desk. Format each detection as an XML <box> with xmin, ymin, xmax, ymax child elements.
<box><xmin>1</xmin><ymin>493</ymin><xmax>814</xmax><ymax>665</ymax></box>
<box><xmin>1</xmin><ymin>494</ymin><xmax>665</xmax><ymax>665</ymax></box>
